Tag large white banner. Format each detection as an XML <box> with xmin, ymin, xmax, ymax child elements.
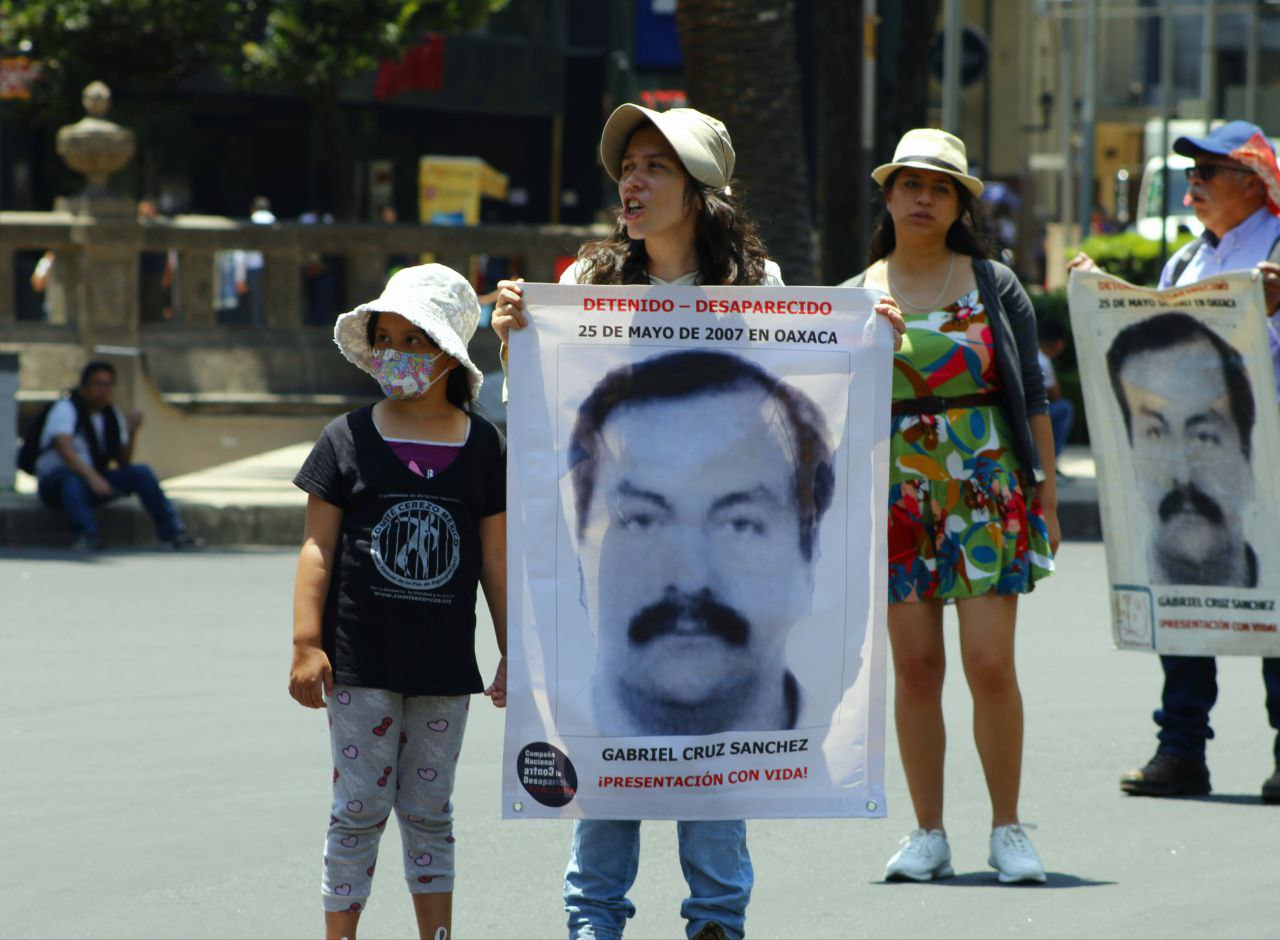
<box><xmin>1069</xmin><ymin>270</ymin><xmax>1280</xmax><ymax>655</ymax></box>
<box><xmin>502</xmin><ymin>283</ymin><xmax>891</xmax><ymax>820</ymax></box>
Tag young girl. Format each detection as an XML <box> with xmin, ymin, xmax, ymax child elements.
<box><xmin>289</xmin><ymin>263</ymin><xmax>507</xmax><ymax>940</ymax></box>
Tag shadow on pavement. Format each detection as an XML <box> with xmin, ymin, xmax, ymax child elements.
<box><xmin>877</xmin><ymin>872</ymin><xmax>1116</xmax><ymax>888</ymax></box>
<box><xmin>0</xmin><ymin>545</ymin><xmax>284</xmax><ymax>563</ymax></box>
<box><xmin>1163</xmin><ymin>792</ymin><xmax>1268</xmax><ymax>806</ymax></box>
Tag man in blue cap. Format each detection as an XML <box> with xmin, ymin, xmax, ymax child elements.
<box><xmin>1156</xmin><ymin>120</ymin><xmax>1280</xmax><ymax>323</ymax></box>
<box><xmin>1072</xmin><ymin>120</ymin><xmax>1280</xmax><ymax>803</ymax></box>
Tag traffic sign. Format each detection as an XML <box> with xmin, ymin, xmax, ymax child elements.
<box><xmin>929</xmin><ymin>26</ymin><xmax>988</xmax><ymax>88</ymax></box>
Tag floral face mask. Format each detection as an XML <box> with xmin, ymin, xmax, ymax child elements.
<box><xmin>370</xmin><ymin>347</ymin><xmax>446</xmax><ymax>399</ymax></box>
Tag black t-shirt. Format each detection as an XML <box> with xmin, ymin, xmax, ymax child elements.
<box><xmin>293</xmin><ymin>405</ymin><xmax>506</xmax><ymax>695</ymax></box>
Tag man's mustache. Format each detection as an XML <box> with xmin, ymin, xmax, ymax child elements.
<box><xmin>627</xmin><ymin>591</ymin><xmax>749</xmax><ymax>647</ymax></box>
<box><xmin>1159</xmin><ymin>482</ymin><xmax>1224</xmax><ymax>526</ymax></box>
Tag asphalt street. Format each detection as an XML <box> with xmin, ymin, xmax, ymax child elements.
<box><xmin>5</xmin><ymin>542</ymin><xmax>1277</xmax><ymax>939</ymax></box>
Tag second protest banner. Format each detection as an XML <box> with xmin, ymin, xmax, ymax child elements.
<box><xmin>1069</xmin><ymin>269</ymin><xmax>1280</xmax><ymax>656</ymax></box>
<box><xmin>502</xmin><ymin>282</ymin><xmax>892</xmax><ymax>820</ymax></box>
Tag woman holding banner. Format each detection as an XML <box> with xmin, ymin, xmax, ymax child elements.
<box><xmin>842</xmin><ymin>129</ymin><xmax>1059</xmax><ymax>884</ymax></box>
<box><xmin>493</xmin><ymin>102</ymin><xmax>903</xmax><ymax>940</ymax></box>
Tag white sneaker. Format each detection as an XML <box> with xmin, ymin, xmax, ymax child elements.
<box><xmin>884</xmin><ymin>828</ymin><xmax>954</xmax><ymax>882</ymax></box>
<box><xmin>988</xmin><ymin>823</ymin><xmax>1046</xmax><ymax>884</ymax></box>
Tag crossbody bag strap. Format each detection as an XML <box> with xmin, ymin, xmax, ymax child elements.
<box><xmin>1169</xmin><ymin>237</ymin><xmax>1203</xmax><ymax>286</ymax></box>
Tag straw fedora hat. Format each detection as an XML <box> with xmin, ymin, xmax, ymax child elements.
<box><xmin>871</xmin><ymin>128</ymin><xmax>984</xmax><ymax>197</ymax></box>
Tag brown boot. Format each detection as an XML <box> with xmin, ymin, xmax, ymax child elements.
<box><xmin>1120</xmin><ymin>752</ymin><xmax>1211</xmax><ymax>797</ymax></box>
<box><xmin>1262</xmin><ymin>767</ymin><xmax>1280</xmax><ymax>804</ymax></box>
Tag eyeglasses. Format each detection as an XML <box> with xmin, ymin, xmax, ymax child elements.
<box><xmin>1184</xmin><ymin>164</ymin><xmax>1253</xmax><ymax>182</ymax></box>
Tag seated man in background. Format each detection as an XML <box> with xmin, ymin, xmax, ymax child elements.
<box><xmin>33</xmin><ymin>361</ymin><xmax>197</xmax><ymax>551</ymax></box>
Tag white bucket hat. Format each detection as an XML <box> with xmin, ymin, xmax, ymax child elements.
<box><xmin>599</xmin><ymin>103</ymin><xmax>735</xmax><ymax>190</ymax></box>
<box><xmin>872</xmin><ymin>128</ymin><xmax>984</xmax><ymax>197</ymax></box>
<box><xmin>333</xmin><ymin>263</ymin><xmax>483</xmax><ymax>398</ymax></box>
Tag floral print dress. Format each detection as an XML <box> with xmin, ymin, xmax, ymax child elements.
<box><xmin>888</xmin><ymin>288</ymin><xmax>1054</xmax><ymax>603</ymax></box>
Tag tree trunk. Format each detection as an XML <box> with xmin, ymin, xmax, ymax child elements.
<box><xmin>877</xmin><ymin>0</ymin><xmax>942</xmax><ymax>166</ymax></box>
<box><xmin>676</xmin><ymin>0</ymin><xmax>816</xmax><ymax>284</ymax></box>
<box><xmin>817</xmin><ymin>0</ymin><xmax>862</xmax><ymax>281</ymax></box>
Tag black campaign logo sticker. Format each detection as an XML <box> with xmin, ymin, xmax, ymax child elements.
<box><xmin>517</xmin><ymin>742</ymin><xmax>578</xmax><ymax>807</ymax></box>
<box><xmin>370</xmin><ymin>499</ymin><xmax>461</xmax><ymax>590</ymax></box>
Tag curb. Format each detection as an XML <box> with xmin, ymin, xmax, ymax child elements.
<box><xmin>0</xmin><ymin>496</ymin><xmax>304</xmax><ymax>548</ymax></box>
<box><xmin>1058</xmin><ymin>497</ymin><xmax>1101</xmax><ymax>541</ymax></box>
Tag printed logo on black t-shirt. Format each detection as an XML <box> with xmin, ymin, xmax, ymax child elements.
<box><xmin>370</xmin><ymin>498</ymin><xmax>461</xmax><ymax>590</ymax></box>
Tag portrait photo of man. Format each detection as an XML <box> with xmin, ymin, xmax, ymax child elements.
<box><xmin>564</xmin><ymin>348</ymin><xmax>837</xmax><ymax>736</ymax></box>
<box><xmin>1106</xmin><ymin>311</ymin><xmax>1258</xmax><ymax>587</ymax></box>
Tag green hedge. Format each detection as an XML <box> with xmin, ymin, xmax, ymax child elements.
<box><xmin>1043</xmin><ymin>231</ymin><xmax>1194</xmax><ymax>445</ymax></box>
<box><xmin>1068</xmin><ymin>231</ymin><xmax>1195</xmax><ymax>287</ymax></box>
<box><xmin>1028</xmin><ymin>288</ymin><xmax>1087</xmax><ymax>445</ymax></box>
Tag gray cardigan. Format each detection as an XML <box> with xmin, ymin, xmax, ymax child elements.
<box><xmin>841</xmin><ymin>257</ymin><xmax>1048</xmax><ymax>482</ymax></box>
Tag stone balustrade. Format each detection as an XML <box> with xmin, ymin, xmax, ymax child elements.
<box><xmin>1</xmin><ymin>210</ymin><xmax>606</xmax><ymax>406</ymax></box>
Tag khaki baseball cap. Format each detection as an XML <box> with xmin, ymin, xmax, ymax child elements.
<box><xmin>599</xmin><ymin>104</ymin><xmax>735</xmax><ymax>190</ymax></box>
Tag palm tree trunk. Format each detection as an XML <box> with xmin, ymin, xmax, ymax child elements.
<box><xmin>817</xmin><ymin>0</ymin><xmax>862</xmax><ymax>282</ymax></box>
<box><xmin>878</xmin><ymin>0</ymin><xmax>942</xmax><ymax>164</ymax></box>
<box><xmin>311</xmin><ymin>83</ymin><xmax>353</xmax><ymax>220</ymax></box>
<box><xmin>676</xmin><ymin>0</ymin><xmax>816</xmax><ymax>284</ymax></box>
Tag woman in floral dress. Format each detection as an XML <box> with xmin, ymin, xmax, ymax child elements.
<box><xmin>842</xmin><ymin>129</ymin><xmax>1059</xmax><ymax>884</ymax></box>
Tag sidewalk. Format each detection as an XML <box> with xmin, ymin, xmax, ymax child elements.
<box><xmin>0</xmin><ymin>443</ymin><xmax>1102</xmax><ymax>548</ymax></box>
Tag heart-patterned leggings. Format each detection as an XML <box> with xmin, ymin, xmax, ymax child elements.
<box><xmin>322</xmin><ymin>685</ymin><xmax>470</xmax><ymax>914</ymax></box>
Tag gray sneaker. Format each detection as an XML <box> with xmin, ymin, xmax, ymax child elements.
<box><xmin>988</xmin><ymin>823</ymin><xmax>1046</xmax><ymax>884</ymax></box>
<box><xmin>885</xmin><ymin>828</ymin><xmax>954</xmax><ymax>881</ymax></box>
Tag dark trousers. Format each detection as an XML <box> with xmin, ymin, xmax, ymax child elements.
<box><xmin>1156</xmin><ymin>655</ymin><xmax>1280</xmax><ymax>764</ymax></box>
<box><xmin>1047</xmin><ymin>399</ymin><xmax>1074</xmax><ymax>458</ymax></box>
<box><xmin>38</xmin><ymin>464</ymin><xmax>184</xmax><ymax>541</ymax></box>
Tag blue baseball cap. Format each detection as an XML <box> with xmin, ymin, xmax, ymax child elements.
<box><xmin>1173</xmin><ymin>120</ymin><xmax>1273</xmax><ymax>159</ymax></box>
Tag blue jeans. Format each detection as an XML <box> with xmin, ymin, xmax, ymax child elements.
<box><xmin>564</xmin><ymin>819</ymin><xmax>752</xmax><ymax>940</ymax></box>
<box><xmin>1156</xmin><ymin>655</ymin><xmax>1280</xmax><ymax>764</ymax></box>
<box><xmin>37</xmin><ymin>464</ymin><xmax>184</xmax><ymax>541</ymax></box>
<box><xmin>1047</xmin><ymin>398</ymin><xmax>1074</xmax><ymax>458</ymax></box>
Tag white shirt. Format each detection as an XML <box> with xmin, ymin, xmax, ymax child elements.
<box><xmin>1037</xmin><ymin>350</ymin><xmax>1058</xmax><ymax>390</ymax></box>
<box><xmin>1158</xmin><ymin>206</ymin><xmax>1280</xmax><ymax>401</ymax></box>
<box><xmin>34</xmin><ymin>399</ymin><xmax>129</xmax><ymax>479</ymax></box>
<box><xmin>238</xmin><ymin>209</ymin><xmax>277</xmax><ymax>274</ymax></box>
